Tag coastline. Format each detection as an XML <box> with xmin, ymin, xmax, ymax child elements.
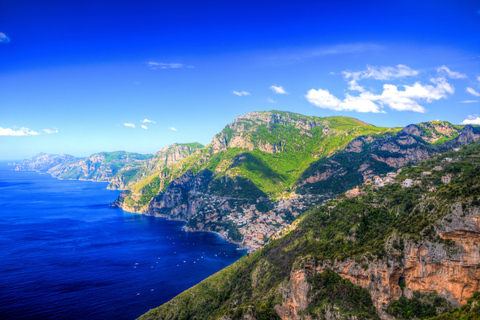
<box><xmin>131</xmin><ymin>210</ymin><xmax>253</xmax><ymax>252</ymax></box>
<box><xmin>182</xmin><ymin>226</ymin><xmax>250</xmax><ymax>252</ymax></box>
<box><xmin>13</xmin><ymin>165</ymin><xmax>256</xmax><ymax>253</ymax></box>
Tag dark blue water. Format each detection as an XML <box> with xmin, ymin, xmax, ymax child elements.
<box><xmin>0</xmin><ymin>162</ymin><xmax>245</xmax><ymax>319</ymax></box>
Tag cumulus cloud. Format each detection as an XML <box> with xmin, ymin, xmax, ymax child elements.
<box><xmin>270</xmin><ymin>85</ymin><xmax>288</xmax><ymax>94</ymax></box>
<box><xmin>346</xmin><ymin>80</ymin><xmax>365</xmax><ymax>92</ymax></box>
<box><xmin>267</xmin><ymin>98</ymin><xmax>276</xmax><ymax>103</ymax></box>
<box><xmin>0</xmin><ymin>32</ymin><xmax>10</xmax><ymax>43</ymax></box>
<box><xmin>437</xmin><ymin>66</ymin><xmax>467</xmax><ymax>79</ymax></box>
<box><xmin>461</xmin><ymin>115</ymin><xmax>480</xmax><ymax>125</ymax></box>
<box><xmin>168</xmin><ymin>127</ymin><xmax>177</xmax><ymax>131</ymax></box>
<box><xmin>141</xmin><ymin>118</ymin><xmax>156</xmax><ymax>124</ymax></box>
<box><xmin>233</xmin><ymin>91</ymin><xmax>250</xmax><ymax>96</ymax></box>
<box><xmin>42</xmin><ymin>128</ymin><xmax>58</xmax><ymax>134</ymax></box>
<box><xmin>306</xmin><ymin>77</ymin><xmax>454</xmax><ymax>113</ymax></box>
<box><xmin>466</xmin><ymin>87</ymin><xmax>480</xmax><ymax>97</ymax></box>
<box><xmin>147</xmin><ymin>62</ymin><xmax>192</xmax><ymax>69</ymax></box>
<box><xmin>141</xmin><ymin>125</ymin><xmax>148</xmax><ymax>130</ymax></box>
<box><xmin>305</xmin><ymin>89</ymin><xmax>383</xmax><ymax>113</ymax></box>
<box><xmin>0</xmin><ymin>126</ymin><xmax>58</xmax><ymax>136</ymax></box>
<box><xmin>123</xmin><ymin>123</ymin><xmax>135</xmax><ymax>128</ymax></box>
<box><xmin>458</xmin><ymin>100</ymin><xmax>478</xmax><ymax>103</ymax></box>
<box><xmin>477</xmin><ymin>76</ymin><xmax>480</xmax><ymax>83</ymax></box>
<box><xmin>342</xmin><ymin>64</ymin><xmax>418</xmax><ymax>83</ymax></box>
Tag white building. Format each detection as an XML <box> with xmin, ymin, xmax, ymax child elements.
<box><xmin>402</xmin><ymin>179</ymin><xmax>413</xmax><ymax>188</ymax></box>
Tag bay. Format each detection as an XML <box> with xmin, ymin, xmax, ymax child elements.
<box><xmin>0</xmin><ymin>162</ymin><xmax>245</xmax><ymax>319</ymax></box>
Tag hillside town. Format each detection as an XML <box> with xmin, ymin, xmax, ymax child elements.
<box><xmin>344</xmin><ymin>150</ymin><xmax>463</xmax><ymax>199</ymax></box>
<box><xmin>185</xmin><ymin>191</ymin><xmax>324</xmax><ymax>252</ymax></box>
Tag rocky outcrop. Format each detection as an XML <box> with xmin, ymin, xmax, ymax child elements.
<box><xmin>210</xmin><ymin>111</ymin><xmax>326</xmax><ymax>153</ymax></box>
<box><xmin>298</xmin><ymin>125</ymin><xmax>480</xmax><ymax>193</ymax></box>
<box><xmin>400</xmin><ymin>122</ymin><xmax>462</xmax><ymax>144</ymax></box>
<box><xmin>15</xmin><ymin>151</ymin><xmax>156</xmax><ymax>185</ymax></box>
<box><xmin>276</xmin><ymin>204</ymin><xmax>480</xmax><ymax>319</ymax></box>
<box><xmin>275</xmin><ymin>269</ymin><xmax>312</xmax><ymax>320</ymax></box>
<box><xmin>448</xmin><ymin>125</ymin><xmax>480</xmax><ymax>146</ymax></box>
<box><xmin>147</xmin><ymin>170</ymin><xmax>213</xmax><ymax>220</ymax></box>
<box><xmin>108</xmin><ymin>144</ymin><xmax>202</xmax><ymax>190</ymax></box>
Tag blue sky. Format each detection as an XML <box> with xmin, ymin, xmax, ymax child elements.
<box><xmin>1</xmin><ymin>0</ymin><xmax>479</xmax><ymax>159</ymax></box>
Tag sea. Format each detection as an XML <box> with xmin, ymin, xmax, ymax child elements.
<box><xmin>0</xmin><ymin>162</ymin><xmax>246</xmax><ymax>319</ymax></box>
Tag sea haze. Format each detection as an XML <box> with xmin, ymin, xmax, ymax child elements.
<box><xmin>0</xmin><ymin>162</ymin><xmax>245</xmax><ymax>319</ymax></box>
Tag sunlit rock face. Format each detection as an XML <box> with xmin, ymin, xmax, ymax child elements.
<box><xmin>273</xmin><ymin>204</ymin><xmax>480</xmax><ymax>320</ymax></box>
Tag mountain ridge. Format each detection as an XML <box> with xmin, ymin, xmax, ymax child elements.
<box><xmin>139</xmin><ymin>140</ymin><xmax>480</xmax><ymax>320</ymax></box>
<box><xmin>112</xmin><ymin>111</ymin><xmax>478</xmax><ymax>252</ymax></box>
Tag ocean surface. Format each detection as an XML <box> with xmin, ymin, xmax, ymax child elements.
<box><xmin>0</xmin><ymin>162</ymin><xmax>246</xmax><ymax>319</ymax></box>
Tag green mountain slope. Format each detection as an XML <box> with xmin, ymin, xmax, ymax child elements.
<box><xmin>114</xmin><ymin>111</ymin><xmax>474</xmax><ymax>251</ymax></box>
<box><xmin>139</xmin><ymin>141</ymin><xmax>480</xmax><ymax>320</ymax></box>
<box><xmin>116</xmin><ymin>111</ymin><xmax>399</xmax><ymax>212</ymax></box>
<box><xmin>107</xmin><ymin>143</ymin><xmax>203</xmax><ymax>190</ymax></box>
<box><xmin>14</xmin><ymin>144</ymin><xmax>203</xmax><ymax>188</ymax></box>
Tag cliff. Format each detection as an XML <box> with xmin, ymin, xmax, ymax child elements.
<box><xmin>139</xmin><ymin>141</ymin><xmax>480</xmax><ymax>320</ymax></box>
<box><xmin>14</xmin><ymin>151</ymin><xmax>152</xmax><ymax>182</ymax></box>
<box><xmin>107</xmin><ymin>143</ymin><xmax>203</xmax><ymax>190</ymax></box>
<box><xmin>114</xmin><ymin>111</ymin><xmax>478</xmax><ymax>252</ymax></box>
<box><xmin>13</xmin><ymin>145</ymin><xmax>202</xmax><ymax>188</ymax></box>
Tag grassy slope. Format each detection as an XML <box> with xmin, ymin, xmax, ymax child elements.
<box><xmin>124</xmin><ymin>112</ymin><xmax>402</xmax><ymax>208</ymax></box>
<box><xmin>139</xmin><ymin>142</ymin><xmax>480</xmax><ymax>320</ymax></box>
<box><xmin>113</xmin><ymin>143</ymin><xmax>203</xmax><ymax>192</ymax></box>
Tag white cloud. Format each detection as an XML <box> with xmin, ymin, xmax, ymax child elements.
<box><xmin>270</xmin><ymin>85</ymin><xmax>288</xmax><ymax>94</ymax></box>
<box><xmin>147</xmin><ymin>62</ymin><xmax>189</xmax><ymax>69</ymax></box>
<box><xmin>466</xmin><ymin>87</ymin><xmax>480</xmax><ymax>97</ymax></box>
<box><xmin>168</xmin><ymin>127</ymin><xmax>177</xmax><ymax>131</ymax></box>
<box><xmin>342</xmin><ymin>64</ymin><xmax>418</xmax><ymax>83</ymax></box>
<box><xmin>347</xmin><ymin>80</ymin><xmax>365</xmax><ymax>92</ymax></box>
<box><xmin>461</xmin><ymin>115</ymin><xmax>480</xmax><ymax>125</ymax></box>
<box><xmin>477</xmin><ymin>76</ymin><xmax>480</xmax><ymax>83</ymax></box>
<box><xmin>0</xmin><ymin>126</ymin><xmax>58</xmax><ymax>136</ymax></box>
<box><xmin>42</xmin><ymin>128</ymin><xmax>58</xmax><ymax>134</ymax></box>
<box><xmin>123</xmin><ymin>123</ymin><xmax>135</xmax><ymax>128</ymax></box>
<box><xmin>458</xmin><ymin>100</ymin><xmax>478</xmax><ymax>103</ymax></box>
<box><xmin>305</xmin><ymin>89</ymin><xmax>383</xmax><ymax>113</ymax></box>
<box><xmin>233</xmin><ymin>91</ymin><xmax>250</xmax><ymax>96</ymax></box>
<box><xmin>437</xmin><ymin>65</ymin><xmax>467</xmax><ymax>79</ymax></box>
<box><xmin>141</xmin><ymin>118</ymin><xmax>156</xmax><ymax>124</ymax></box>
<box><xmin>267</xmin><ymin>98</ymin><xmax>276</xmax><ymax>103</ymax></box>
<box><xmin>0</xmin><ymin>32</ymin><xmax>10</xmax><ymax>43</ymax></box>
<box><xmin>0</xmin><ymin>127</ymin><xmax>39</xmax><ymax>136</ymax></box>
<box><xmin>141</xmin><ymin>125</ymin><xmax>148</xmax><ymax>130</ymax></box>
<box><xmin>306</xmin><ymin>77</ymin><xmax>454</xmax><ymax>113</ymax></box>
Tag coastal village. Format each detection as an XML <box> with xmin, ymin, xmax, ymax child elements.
<box><xmin>186</xmin><ymin>192</ymin><xmax>324</xmax><ymax>252</ymax></box>
<box><xmin>344</xmin><ymin>148</ymin><xmax>462</xmax><ymax>199</ymax></box>
<box><xmin>187</xmin><ymin>148</ymin><xmax>470</xmax><ymax>253</ymax></box>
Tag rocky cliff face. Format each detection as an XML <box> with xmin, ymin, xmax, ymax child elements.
<box><xmin>401</xmin><ymin>122</ymin><xmax>460</xmax><ymax>144</ymax></box>
<box><xmin>108</xmin><ymin>144</ymin><xmax>202</xmax><ymax>190</ymax></box>
<box><xmin>297</xmin><ymin>125</ymin><xmax>478</xmax><ymax>195</ymax></box>
<box><xmin>275</xmin><ymin>269</ymin><xmax>312</xmax><ymax>320</ymax></box>
<box><xmin>14</xmin><ymin>151</ymin><xmax>153</xmax><ymax>183</ymax></box>
<box><xmin>137</xmin><ymin>127</ymin><xmax>480</xmax><ymax>320</ymax></box>
<box><xmin>115</xmin><ymin>112</ymin><xmax>478</xmax><ymax>254</ymax></box>
<box><xmin>272</xmin><ymin>203</ymin><xmax>480</xmax><ymax>320</ymax></box>
<box><xmin>210</xmin><ymin>111</ymin><xmax>326</xmax><ymax>153</ymax></box>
